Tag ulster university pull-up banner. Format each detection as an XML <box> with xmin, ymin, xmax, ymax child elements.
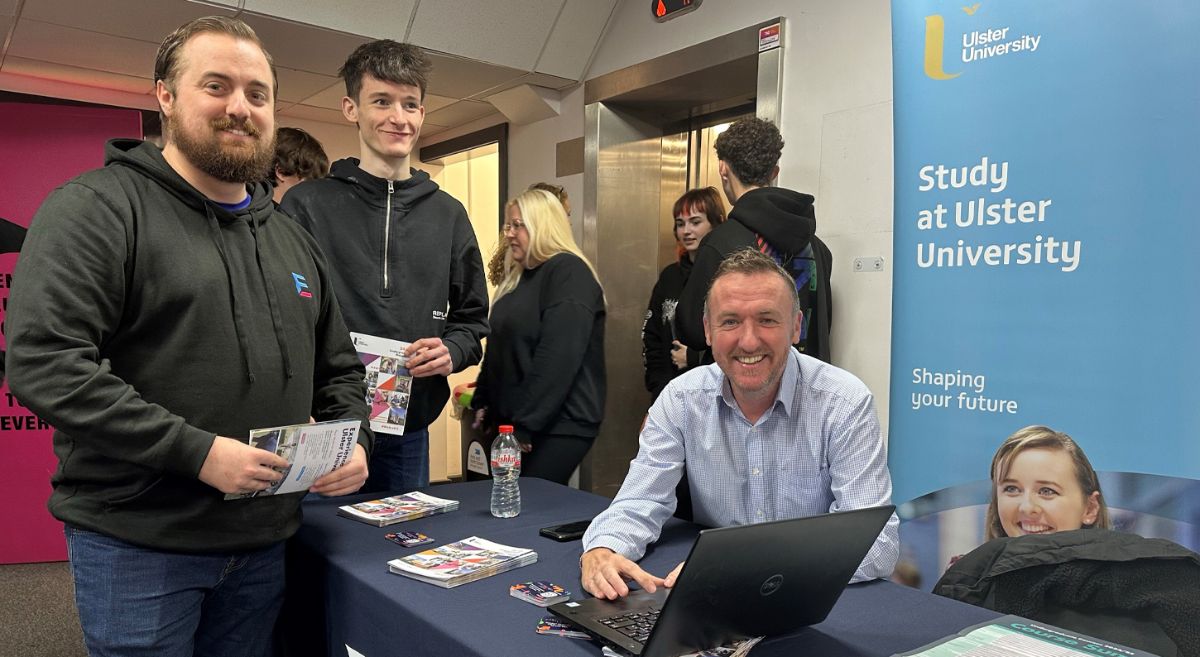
<box><xmin>888</xmin><ymin>1</ymin><xmax>1200</xmax><ymax>586</ymax></box>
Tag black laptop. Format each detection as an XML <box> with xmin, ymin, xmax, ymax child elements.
<box><xmin>549</xmin><ymin>504</ymin><xmax>895</xmax><ymax>657</ymax></box>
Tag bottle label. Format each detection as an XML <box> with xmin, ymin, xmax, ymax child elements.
<box><xmin>491</xmin><ymin>451</ymin><xmax>520</xmax><ymax>469</ymax></box>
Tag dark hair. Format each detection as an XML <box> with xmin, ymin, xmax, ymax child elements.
<box><xmin>528</xmin><ymin>182</ymin><xmax>567</xmax><ymax>205</ymax></box>
<box><xmin>703</xmin><ymin>247</ymin><xmax>800</xmax><ymax>319</ymax></box>
<box><xmin>672</xmin><ymin>187</ymin><xmax>726</xmax><ymax>258</ymax></box>
<box><xmin>271</xmin><ymin>127</ymin><xmax>330</xmax><ymax>181</ymax></box>
<box><xmin>339</xmin><ymin>40</ymin><xmax>432</xmax><ymax>102</ymax></box>
<box><xmin>154</xmin><ymin>16</ymin><xmax>277</xmax><ymax>125</ymax></box>
<box><xmin>672</xmin><ymin>187</ymin><xmax>726</xmax><ymax>227</ymax></box>
<box><xmin>713</xmin><ymin>118</ymin><xmax>784</xmax><ymax>187</ymax></box>
<box><xmin>984</xmin><ymin>425</ymin><xmax>1110</xmax><ymax>540</ymax></box>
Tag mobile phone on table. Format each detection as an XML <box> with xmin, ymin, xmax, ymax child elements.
<box><xmin>539</xmin><ymin>519</ymin><xmax>592</xmax><ymax>542</ymax></box>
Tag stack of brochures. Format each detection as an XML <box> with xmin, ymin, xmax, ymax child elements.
<box><xmin>388</xmin><ymin>536</ymin><xmax>538</xmax><ymax>588</ymax></box>
<box><xmin>337</xmin><ymin>491</ymin><xmax>459</xmax><ymax>527</ymax></box>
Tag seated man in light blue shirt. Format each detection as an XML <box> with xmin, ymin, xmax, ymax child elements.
<box><xmin>581</xmin><ymin>248</ymin><xmax>899</xmax><ymax>599</ymax></box>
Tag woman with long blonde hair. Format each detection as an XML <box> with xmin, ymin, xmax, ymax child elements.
<box><xmin>471</xmin><ymin>189</ymin><xmax>605</xmax><ymax>484</ymax></box>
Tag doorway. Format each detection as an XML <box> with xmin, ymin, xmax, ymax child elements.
<box><xmin>420</xmin><ymin>127</ymin><xmax>506</xmax><ymax>482</ymax></box>
<box><xmin>579</xmin><ymin>19</ymin><xmax>784</xmax><ymax>497</ymax></box>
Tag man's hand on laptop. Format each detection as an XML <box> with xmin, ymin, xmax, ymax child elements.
<box><xmin>581</xmin><ymin>547</ymin><xmax>668</xmax><ymax>599</ymax></box>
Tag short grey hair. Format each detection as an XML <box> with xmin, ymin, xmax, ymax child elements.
<box><xmin>702</xmin><ymin>248</ymin><xmax>801</xmax><ymax>321</ymax></box>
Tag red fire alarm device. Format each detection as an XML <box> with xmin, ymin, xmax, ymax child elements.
<box><xmin>652</xmin><ymin>0</ymin><xmax>702</xmax><ymax>22</ymax></box>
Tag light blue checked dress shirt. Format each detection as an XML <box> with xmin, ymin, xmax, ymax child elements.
<box><xmin>583</xmin><ymin>348</ymin><xmax>899</xmax><ymax>582</ymax></box>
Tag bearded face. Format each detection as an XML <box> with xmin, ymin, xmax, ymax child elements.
<box><xmin>168</xmin><ymin>113</ymin><xmax>276</xmax><ymax>184</ymax></box>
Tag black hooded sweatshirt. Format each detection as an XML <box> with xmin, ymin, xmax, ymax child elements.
<box><xmin>281</xmin><ymin>159</ymin><xmax>489</xmax><ymax>434</ymax></box>
<box><xmin>5</xmin><ymin>139</ymin><xmax>370</xmax><ymax>552</ymax></box>
<box><xmin>674</xmin><ymin>186</ymin><xmax>833</xmax><ymax>362</ymax></box>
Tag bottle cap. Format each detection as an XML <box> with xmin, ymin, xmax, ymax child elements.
<box><xmin>499</xmin><ymin>424</ymin><xmax>514</xmax><ymax>434</ymax></box>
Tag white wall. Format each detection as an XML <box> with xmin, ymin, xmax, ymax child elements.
<box><xmin>506</xmin><ymin>84</ymin><xmax>585</xmax><ymax>244</ymax></box>
<box><xmin>276</xmin><ymin>115</ymin><xmax>360</xmax><ymax>165</ymax></box>
<box><xmin>587</xmin><ymin>0</ymin><xmax>896</xmax><ymax>432</ymax></box>
<box><xmin>417</xmin><ymin>85</ymin><xmax>586</xmax><ymax>244</ymax></box>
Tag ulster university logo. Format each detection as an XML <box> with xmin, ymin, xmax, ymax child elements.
<box><xmin>924</xmin><ymin>14</ymin><xmax>961</xmax><ymax>80</ymax></box>
<box><xmin>923</xmin><ymin>4</ymin><xmax>1043</xmax><ymax>80</ymax></box>
<box><xmin>292</xmin><ymin>272</ymin><xmax>313</xmax><ymax>298</ymax></box>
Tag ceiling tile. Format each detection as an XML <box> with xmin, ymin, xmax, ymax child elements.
<box><xmin>0</xmin><ymin>14</ymin><xmax>12</xmax><ymax>35</ymax></box>
<box><xmin>8</xmin><ymin>19</ymin><xmax>161</xmax><ymax>78</ymax></box>
<box><xmin>298</xmin><ymin>80</ymin><xmax>347</xmax><ymax>110</ymax></box>
<box><xmin>1</xmin><ymin>56</ymin><xmax>154</xmax><ymax>95</ymax></box>
<box><xmin>480</xmin><ymin>71</ymin><xmax>578</xmax><ymax>99</ymax></box>
<box><xmin>240</xmin><ymin>13</ymin><xmax>369</xmax><ymax>76</ymax></box>
<box><xmin>297</xmin><ymin>83</ymin><xmax>459</xmax><ymax>113</ymax></box>
<box><xmin>419</xmin><ymin>123</ymin><xmax>448</xmax><ymax>138</ymax></box>
<box><xmin>278</xmin><ymin>103</ymin><xmax>351</xmax><ymax>125</ymax></box>
<box><xmin>275</xmin><ymin>66</ymin><xmax>338</xmax><ymax>104</ymax></box>
<box><xmin>423</xmin><ymin>51</ymin><xmax>526</xmax><ymax>100</ymax></box>
<box><xmin>424</xmin><ymin>99</ymin><xmax>501</xmax><ymax>127</ymax></box>
<box><xmin>536</xmin><ymin>0</ymin><xmax>615</xmax><ymax>80</ymax></box>
<box><xmin>1</xmin><ymin>0</ymin><xmax>17</xmax><ymax>17</ymax></box>
<box><xmin>242</xmin><ymin>0</ymin><xmax>417</xmax><ymax>42</ymax></box>
<box><xmin>521</xmin><ymin>71</ymin><xmax>578</xmax><ymax>91</ymax></box>
<box><xmin>19</xmin><ymin>0</ymin><xmax>234</xmax><ymax>43</ymax></box>
<box><xmin>408</xmin><ymin>0</ymin><xmax>562</xmax><ymax>71</ymax></box>
<box><xmin>421</xmin><ymin>93</ymin><xmax>457</xmax><ymax>113</ymax></box>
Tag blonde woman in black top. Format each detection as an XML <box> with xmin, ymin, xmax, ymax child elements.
<box><xmin>472</xmin><ymin>189</ymin><xmax>604</xmax><ymax>484</ymax></box>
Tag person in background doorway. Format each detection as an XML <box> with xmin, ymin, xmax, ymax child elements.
<box><xmin>674</xmin><ymin>117</ymin><xmax>833</xmax><ymax>363</ymax></box>
<box><xmin>642</xmin><ymin>187</ymin><xmax>726</xmax><ymax>401</ymax></box>
<box><xmin>282</xmin><ymin>39</ymin><xmax>489</xmax><ymax>493</ymax></box>
<box><xmin>270</xmin><ymin>126</ymin><xmax>329</xmax><ymax>205</ymax></box>
<box><xmin>487</xmin><ymin>182</ymin><xmax>570</xmax><ymax>286</ymax></box>
<box><xmin>985</xmin><ymin>425</ymin><xmax>1110</xmax><ymax>539</ymax></box>
<box><xmin>471</xmin><ymin>189</ymin><xmax>605</xmax><ymax>485</ymax></box>
<box><xmin>4</xmin><ymin>16</ymin><xmax>371</xmax><ymax>655</ymax></box>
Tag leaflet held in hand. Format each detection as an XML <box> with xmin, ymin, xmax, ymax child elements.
<box><xmin>225</xmin><ymin>418</ymin><xmax>360</xmax><ymax>499</ymax></box>
<box><xmin>350</xmin><ymin>332</ymin><xmax>414</xmax><ymax>436</ymax></box>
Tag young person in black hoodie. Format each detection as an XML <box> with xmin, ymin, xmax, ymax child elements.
<box><xmin>282</xmin><ymin>40</ymin><xmax>489</xmax><ymax>493</ymax></box>
<box><xmin>674</xmin><ymin>118</ymin><xmax>833</xmax><ymax>363</ymax></box>
<box><xmin>642</xmin><ymin>187</ymin><xmax>726</xmax><ymax>401</ymax></box>
<box><xmin>4</xmin><ymin>17</ymin><xmax>371</xmax><ymax>656</ymax></box>
<box><xmin>471</xmin><ymin>189</ymin><xmax>605</xmax><ymax>485</ymax></box>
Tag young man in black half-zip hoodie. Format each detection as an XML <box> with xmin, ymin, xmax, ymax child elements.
<box><xmin>5</xmin><ymin>17</ymin><xmax>371</xmax><ymax>656</ymax></box>
<box><xmin>674</xmin><ymin>117</ymin><xmax>834</xmax><ymax>363</ymax></box>
<box><xmin>282</xmin><ymin>40</ymin><xmax>489</xmax><ymax>493</ymax></box>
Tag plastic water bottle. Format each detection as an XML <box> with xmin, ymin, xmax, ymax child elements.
<box><xmin>490</xmin><ymin>424</ymin><xmax>521</xmax><ymax>518</ymax></box>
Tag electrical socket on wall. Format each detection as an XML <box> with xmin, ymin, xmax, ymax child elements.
<box><xmin>852</xmin><ymin>257</ymin><xmax>885</xmax><ymax>273</ymax></box>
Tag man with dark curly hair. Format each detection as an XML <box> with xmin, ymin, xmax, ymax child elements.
<box><xmin>675</xmin><ymin>117</ymin><xmax>833</xmax><ymax>363</ymax></box>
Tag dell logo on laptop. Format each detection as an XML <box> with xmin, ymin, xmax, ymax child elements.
<box><xmin>760</xmin><ymin>574</ymin><xmax>784</xmax><ymax>596</ymax></box>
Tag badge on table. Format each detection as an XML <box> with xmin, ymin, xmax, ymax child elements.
<box><xmin>511</xmin><ymin>580</ymin><xmax>571</xmax><ymax>607</ymax></box>
<box><xmin>385</xmin><ymin>531</ymin><xmax>434</xmax><ymax>548</ymax></box>
<box><xmin>535</xmin><ymin>616</ymin><xmax>590</xmax><ymax>640</ymax></box>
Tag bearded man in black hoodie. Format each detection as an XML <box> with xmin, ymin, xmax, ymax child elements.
<box><xmin>5</xmin><ymin>17</ymin><xmax>371</xmax><ymax>656</ymax></box>
<box><xmin>282</xmin><ymin>40</ymin><xmax>489</xmax><ymax>493</ymax></box>
<box><xmin>675</xmin><ymin>118</ymin><xmax>833</xmax><ymax>363</ymax></box>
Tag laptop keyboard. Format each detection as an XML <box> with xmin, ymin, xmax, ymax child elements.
<box><xmin>599</xmin><ymin>608</ymin><xmax>661</xmax><ymax>644</ymax></box>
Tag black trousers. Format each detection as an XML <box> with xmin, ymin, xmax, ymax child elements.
<box><xmin>521</xmin><ymin>433</ymin><xmax>594</xmax><ymax>485</ymax></box>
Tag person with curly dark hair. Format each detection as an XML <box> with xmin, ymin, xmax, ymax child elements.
<box><xmin>674</xmin><ymin>117</ymin><xmax>833</xmax><ymax>363</ymax></box>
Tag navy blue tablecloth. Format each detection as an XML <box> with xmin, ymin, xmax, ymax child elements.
<box><xmin>280</xmin><ymin>478</ymin><xmax>998</xmax><ymax>657</ymax></box>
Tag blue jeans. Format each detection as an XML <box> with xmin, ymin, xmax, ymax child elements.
<box><xmin>362</xmin><ymin>427</ymin><xmax>430</xmax><ymax>493</ymax></box>
<box><xmin>64</xmin><ymin>526</ymin><xmax>284</xmax><ymax>657</ymax></box>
